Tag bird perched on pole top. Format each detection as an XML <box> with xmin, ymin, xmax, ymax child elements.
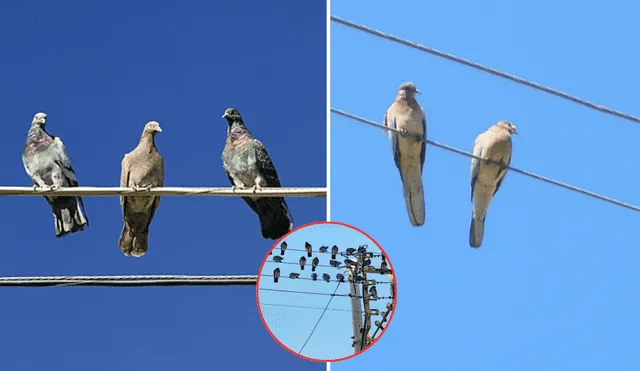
<box><xmin>383</xmin><ymin>82</ymin><xmax>427</xmax><ymax>227</ymax></box>
<box><xmin>22</xmin><ymin>112</ymin><xmax>89</xmax><ymax>238</ymax></box>
<box><xmin>469</xmin><ymin>120</ymin><xmax>517</xmax><ymax>248</ymax></box>
<box><xmin>221</xmin><ymin>107</ymin><xmax>294</xmax><ymax>240</ymax></box>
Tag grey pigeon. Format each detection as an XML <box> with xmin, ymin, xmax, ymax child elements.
<box><xmin>331</xmin><ymin>245</ymin><xmax>338</xmax><ymax>259</ymax></box>
<box><xmin>383</xmin><ymin>82</ymin><xmax>426</xmax><ymax>227</ymax></box>
<box><xmin>319</xmin><ymin>245</ymin><xmax>328</xmax><ymax>253</ymax></box>
<box><xmin>336</xmin><ymin>273</ymin><xmax>345</xmax><ymax>283</ymax></box>
<box><xmin>289</xmin><ymin>272</ymin><xmax>300</xmax><ymax>279</ymax></box>
<box><xmin>322</xmin><ymin>273</ymin><xmax>331</xmax><ymax>283</ymax></box>
<box><xmin>273</xmin><ymin>256</ymin><xmax>283</xmax><ymax>263</ymax></box>
<box><xmin>304</xmin><ymin>241</ymin><xmax>312</xmax><ymax>257</ymax></box>
<box><xmin>311</xmin><ymin>273</ymin><xmax>318</xmax><ymax>281</ymax></box>
<box><xmin>118</xmin><ymin>121</ymin><xmax>164</xmax><ymax>257</ymax></box>
<box><xmin>369</xmin><ymin>286</ymin><xmax>379</xmax><ymax>300</ymax></box>
<box><xmin>221</xmin><ymin>108</ymin><xmax>294</xmax><ymax>239</ymax></box>
<box><xmin>345</xmin><ymin>247</ymin><xmax>356</xmax><ymax>255</ymax></box>
<box><xmin>22</xmin><ymin>112</ymin><xmax>88</xmax><ymax>237</ymax></box>
<box><xmin>469</xmin><ymin>120</ymin><xmax>517</xmax><ymax>248</ymax></box>
<box><xmin>329</xmin><ymin>260</ymin><xmax>340</xmax><ymax>268</ymax></box>
<box><xmin>299</xmin><ymin>256</ymin><xmax>306</xmax><ymax>270</ymax></box>
<box><xmin>273</xmin><ymin>268</ymin><xmax>280</xmax><ymax>283</ymax></box>
<box><xmin>357</xmin><ymin>245</ymin><xmax>367</xmax><ymax>254</ymax></box>
<box><xmin>311</xmin><ymin>257</ymin><xmax>319</xmax><ymax>272</ymax></box>
<box><xmin>280</xmin><ymin>241</ymin><xmax>287</xmax><ymax>255</ymax></box>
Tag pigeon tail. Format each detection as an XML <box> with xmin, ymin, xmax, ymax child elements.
<box><xmin>469</xmin><ymin>216</ymin><xmax>485</xmax><ymax>248</ymax></box>
<box><xmin>119</xmin><ymin>211</ymin><xmax>151</xmax><ymax>257</ymax></box>
<box><xmin>253</xmin><ymin>197</ymin><xmax>293</xmax><ymax>240</ymax></box>
<box><xmin>49</xmin><ymin>196</ymin><xmax>88</xmax><ymax>238</ymax></box>
<box><xmin>400</xmin><ymin>166</ymin><xmax>425</xmax><ymax>227</ymax></box>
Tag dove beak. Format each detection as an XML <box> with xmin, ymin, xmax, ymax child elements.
<box><xmin>156</xmin><ymin>127</ymin><xmax>162</xmax><ymax>133</ymax></box>
<box><xmin>222</xmin><ymin>113</ymin><xmax>229</xmax><ymax>119</ymax></box>
<box><xmin>415</xmin><ymin>89</ymin><xmax>422</xmax><ymax>94</ymax></box>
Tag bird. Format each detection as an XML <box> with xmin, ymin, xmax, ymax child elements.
<box><xmin>331</xmin><ymin>245</ymin><xmax>339</xmax><ymax>259</ymax></box>
<box><xmin>336</xmin><ymin>273</ymin><xmax>345</xmax><ymax>283</ymax></box>
<box><xmin>380</xmin><ymin>260</ymin><xmax>388</xmax><ymax>272</ymax></box>
<box><xmin>299</xmin><ymin>256</ymin><xmax>306</xmax><ymax>270</ymax></box>
<box><xmin>273</xmin><ymin>268</ymin><xmax>280</xmax><ymax>283</ymax></box>
<box><xmin>118</xmin><ymin>121</ymin><xmax>164</xmax><ymax>258</ymax></box>
<box><xmin>311</xmin><ymin>257</ymin><xmax>319</xmax><ymax>272</ymax></box>
<box><xmin>322</xmin><ymin>273</ymin><xmax>331</xmax><ymax>282</ymax></box>
<box><xmin>22</xmin><ymin>112</ymin><xmax>89</xmax><ymax>237</ymax></box>
<box><xmin>273</xmin><ymin>256</ymin><xmax>283</xmax><ymax>263</ymax></box>
<box><xmin>304</xmin><ymin>241</ymin><xmax>312</xmax><ymax>257</ymax></box>
<box><xmin>345</xmin><ymin>247</ymin><xmax>356</xmax><ymax>255</ymax></box>
<box><xmin>311</xmin><ymin>273</ymin><xmax>318</xmax><ymax>281</ymax></box>
<box><xmin>357</xmin><ymin>245</ymin><xmax>367</xmax><ymax>254</ymax></box>
<box><xmin>363</xmin><ymin>259</ymin><xmax>372</xmax><ymax>267</ymax></box>
<box><xmin>369</xmin><ymin>286</ymin><xmax>379</xmax><ymax>300</ymax></box>
<box><xmin>221</xmin><ymin>108</ymin><xmax>294</xmax><ymax>240</ymax></box>
<box><xmin>319</xmin><ymin>245</ymin><xmax>328</xmax><ymax>253</ymax></box>
<box><xmin>469</xmin><ymin>120</ymin><xmax>517</xmax><ymax>248</ymax></box>
<box><xmin>329</xmin><ymin>260</ymin><xmax>340</xmax><ymax>268</ymax></box>
<box><xmin>383</xmin><ymin>82</ymin><xmax>427</xmax><ymax>227</ymax></box>
<box><xmin>280</xmin><ymin>241</ymin><xmax>287</xmax><ymax>255</ymax></box>
<box><xmin>289</xmin><ymin>272</ymin><xmax>300</xmax><ymax>279</ymax></box>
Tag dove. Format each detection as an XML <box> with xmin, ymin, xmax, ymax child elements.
<box><xmin>336</xmin><ymin>273</ymin><xmax>345</xmax><ymax>283</ymax></box>
<box><xmin>273</xmin><ymin>268</ymin><xmax>280</xmax><ymax>283</ymax></box>
<box><xmin>469</xmin><ymin>120</ymin><xmax>517</xmax><ymax>248</ymax></box>
<box><xmin>331</xmin><ymin>245</ymin><xmax>339</xmax><ymax>259</ymax></box>
<box><xmin>383</xmin><ymin>82</ymin><xmax>426</xmax><ymax>227</ymax></box>
<box><xmin>329</xmin><ymin>260</ymin><xmax>340</xmax><ymax>268</ymax></box>
<box><xmin>357</xmin><ymin>245</ymin><xmax>367</xmax><ymax>254</ymax></box>
<box><xmin>345</xmin><ymin>247</ymin><xmax>356</xmax><ymax>255</ymax></box>
<box><xmin>304</xmin><ymin>242</ymin><xmax>312</xmax><ymax>257</ymax></box>
<box><xmin>299</xmin><ymin>256</ymin><xmax>306</xmax><ymax>270</ymax></box>
<box><xmin>369</xmin><ymin>286</ymin><xmax>379</xmax><ymax>300</ymax></box>
<box><xmin>322</xmin><ymin>273</ymin><xmax>331</xmax><ymax>283</ymax></box>
<box><xmin>273</xmin><ymin>256</ymin><xmax>283</xmax><ymax>263</ymax></box>
<box><xmin>311</xmin><ymin>257</ymin><xmax>319</xmax><ymax>272</ymax></box>
<box><xmin>221</xmin><ymin>108</ymin><xmax>294</xmax><ymax>240</ymax></box>
<box><xmin>380</xmin><ymin>260</ymin><xmax>388</xmax><ymax>272</ymax></box>
<box><xmin>118</xmin><ymin>121</ymin><xmax>164</xmax><ymax>257</ymax></box>
<box><xmin>289</xmin><ymin>272</ymin><xmax>300</xmax><ymax>279</ymax></box>
<box><xmin>311</xmin><ymin>273</ymin><xmax>318</xmax><ymax>281</ymax></box>
<box><xmin>280</xmin><ymin>241</ymin><xmax>287</xmax><ymax>255</ymax></box>
<box><xmin>22</xmin><ymin>112</ymin><xmax>89</xmax><ymax>237</ymax></box>
<box><xmin>319</xmin><ymin>246</ymin><xmax>328</xmax><ymax>253</ymax></box>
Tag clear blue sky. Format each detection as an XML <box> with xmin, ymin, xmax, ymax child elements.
<box><xmin>0</xmin><ymin>1</ymin><xmax>325</xmax><ymax>370</ymax></box>
<box><xmin>257</xmin><ymin>222</ymin><xmax>394</xmax><ymax>361</ymax></box>
<box><xmin>331</xmin><ymin>0</ymin><xmax>640</xmax><ymax>370</ymax></box>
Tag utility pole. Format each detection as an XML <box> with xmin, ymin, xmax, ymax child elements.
<box><xmin>347</xmin><ymin>257</ymin><xmax>364</xmax><ymax>353</ymax></box>
<box><xmin>359</xmin><ymin>251</ymin><xmax>373</xmax><ymax>351</ymax></box>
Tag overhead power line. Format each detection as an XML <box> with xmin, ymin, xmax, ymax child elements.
<box><xmin>0</xmin><ymin>186</ymin><xmax>326</xmax><ymax>198</ymax></box>
<box><xmin>0</xmin><ymin>275</ymin><xmax>257</xmax><ymax>287</ymax></box>
<box><xmin>331</xmin><ymin>108</ymin><xmax>640</xmax><ymax>213</ymax></box>
<box><xmin>299</xmin><ymin>282</ymin><xmax>343</xmax><ymax>354</ymax></box>
<box><xmin>331</xmin><ymin>15</ymin><xmax>640</xmax><ymax>125</ymax></box>
<box><xmin>260</xmin><ymin>302</ymin><xmax>356</xmax><ymax>313</ymax></box>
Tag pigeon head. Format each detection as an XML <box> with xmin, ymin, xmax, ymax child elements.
<box><xmin>398</xmin><ymin>82</ymin><xmax>421</xmax><ymax>98</ymax></box>
<box><xmin>31</xmin><ymin>112</ymin><xmax>47</xmax><ymax>128</ymax></box>
<box><xmin>222</xmin><ymin>108</ymin><xmax>242</xmax><ymax>123</ymax></box>
<box><xmin>497</xmin><ymin>120</ymin><xmax>518</xmax><ymax>135</ymax></box>
<box><xmin>143</xmin><ymin>121</ymin><xmax>162</xmax><ymax>135</ymax></box>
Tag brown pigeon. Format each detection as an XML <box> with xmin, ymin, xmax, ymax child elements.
<box><xmin>118</xmin><ymin>121</ymin><xmax>164</xmax><ymax>257</ymax></box>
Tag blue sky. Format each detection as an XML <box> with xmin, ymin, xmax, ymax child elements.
<box><xmin>0</xmin><ymin>1</ymin><xmax>325</xmax><ymax>370</ymax></box>
<box><xmin>257</xmin><ymin>222</ymin><xmax>395</xmax><ymax>361</ymax></box>
<box><xmin>331</xmin><ymin>0</ymin><xmax>640</xmax><ymax>370</ymax></box>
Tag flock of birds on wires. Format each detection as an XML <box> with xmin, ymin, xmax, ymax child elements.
<box><xmin>20</xmin><ymin>108</ymin><xmax>294</xmax><ymax>258</ymax></box>
<box><xmin>384</xmin><ymin>81</ymin><xmax>517</xmax><ymax>248</ymax></box>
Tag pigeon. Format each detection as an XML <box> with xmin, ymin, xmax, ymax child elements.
<box><xmin>363</xmin><ymin>259</ymin><xmax>372</xmax><ymax>267</ymax></box>
<box><xmin>273</xmin><ymin>268</ymin><xmax>280</xmax><ymax>283</ymax></box>
<box><xmin>322</xmin><ymin>273</ymin><xmax>331</xmax><ymax>283</ymax></box>
<box><xmin>357</xmin><ymin>245</ymin><xmax>367</xmax><ymax>254</ymax></box>
<box><xmin>331</xmin><ymin>245</ymin><xmax>339</xmax><ymax>259</ymax></box>
<box><xmin>311</xmin><ymin>273</ymin><xmax>318</xmax><ymax>281</ymax></box>
<box><xmin>469</xmin><ymin>120</ymin><xmax>517</xmax><ymax>248</ymax></box>
<box><xmin>383</xmin><ymin>82</ymin><xmax>426</xmax><ymax>227</ymax></box>
<box><xmin>118</xmin><ymin>121</ymin><xmax>164</xmax><ymax>257</ymax></box>
<box><xmin>22</xmin><ymin>112</ymin><xmax>89</xmax><ymax>237</ymax></box>
<box><xmin>280</xmin><ymin>241</ymin><xmax>287</xmax><ymax>255</ymax></box>
<box><xmin>319</xmin><ymin>245</ymin><xmax>328</xmax><ymax>253</ymax></box>
<box><xmin>221</xmin><ymin>108</ymin><xmax>294</xmax><ymax>240</ymax></box>
<box><xmin>369</xmin><ymin>286</ymin><xmax>379</xmax><ymax>300</ymax></box>
<box><xmin>273</xmin><ymin>256</ymin><xmax>283</xmax><ymax>263</ymax></box>
<box><xmin>329</xmin><ymin>260</ymin><xmax>340</xmax><ymax>268</ymax></box>
<box><xmin>380</xmin><ymin>260</ymin><xmax>388</xmax><ymax>272</ymax></box>
<box><xmin>299</xmin><ymin>256</ymin><xmax>306</xmax><ymax>270</ymax></box>
<box><xmin>311</xmin><ymin>257</ymin><xmax>319</xmax><ymax>272</ymax></box>
<box><xmin>289</xmin><ymin>272</ymin><xmax>300</xmax><ymax>279</ymax></box>
<box><xmin>336</xmin><ymin>273</ymin><xmax>345</xmax><ymax>283</ymax></box>
<box><xmin>304</xmin><ymin>241</ymin><xmax>313</xmax><ymax>257</ymax></box>
<box><xmin>345</xmin><ymin>247</ymin><xmax>356</xmax><ymax>255</ymax></box>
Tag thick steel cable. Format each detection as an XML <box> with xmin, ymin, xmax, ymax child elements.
<box><xmin>0</xmin><ymin>186</ymin><xmax>325</xmax><ymax>198</ymax></box>
<box><xmin>331</xmin><ymin>108</ymin><xmax>640</xmax><ymax>213</ymax></box>
<box><xmin>260</xmin><ymin>302</ymin><xmax>356</xmax><ymax>313</ymax></box>
<box><xmin>331</xmin><ymin>16</ymin><xmax>640</xmax><ymax>125</ymax></box>
<box><xmin>0</xmin><ymin>275</ymin><xmax>257</xmax><ymax>287</ymax></box>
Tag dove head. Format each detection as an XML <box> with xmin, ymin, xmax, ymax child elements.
<box><xmin>144</xmin><ymin>121</ymin><xmax>162</xmax><ymax>135</ymax></box>
<box><xmin>497</xmin><ymin>120</ymin><xmax>518</xmax><ymax>135</ymax></box>
<box><xmin>222</xmin><ymin>108</ymin><xmax>242</xmax><ymax>123</ymax></box>
<box><xmin>32</xmin><ymin>112</ymin><xmax>47</xmax><ymax>128</ymax></box>
<box><xmin>397</xmin><ymin>82</ymin><xmax>421</xmax><ymax>98</ymax></box>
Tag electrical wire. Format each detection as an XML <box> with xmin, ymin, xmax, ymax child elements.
<box><xmin>298</xmin><ymin>281</ymin><xmax>342</xmax><ymax>354</ymax></box>
<box><xmin>261</xmin><ymin>273</ymin><xmax>392</xmax><ymax>284</ymax></box>
<box><xmin>0</xmin><ymin>275</ymin><xmax>257</xmax><ymax>287</ymax></box>
<box><xmin>260</xmin><ymin>302</ymin><xmax>357</xmax><ymax>313</ymax></box>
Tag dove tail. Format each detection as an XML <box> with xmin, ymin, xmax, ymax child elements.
<box><xmin>400</xmin><ymin>167</ymin><xmax>425</xmax><ymax>227</ymax></box>
<box><xmin>119</xmin><ymin>210</ymin><xmax>152</xmax><ymax>258</ymax></box>
<box><xmin>254</xmin><ymin>197</ymin><xmax>294</xmax><ymax>240</ymax></box>
<box><xmin>49</xmin><ymin>196</ymin><xmax>88</xmax><ymax>238</ymax></box>
<box><xmin>469</xmin><ymin>216</ymin><xmax>485</xmax><ymax>248</ymax></box>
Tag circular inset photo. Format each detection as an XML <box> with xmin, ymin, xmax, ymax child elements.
<box><xmin>256</xmin><ymin>221</ymin><xmax>397</xmax><ymax>362</ymax></box>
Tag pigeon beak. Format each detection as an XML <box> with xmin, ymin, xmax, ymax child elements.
<box><xmin>222</xmin><ymin>113</ymin><xmax>229</xmax><ymax>119</ymax></box>
<box><xmin>415</xmin><ymin>89</ymin><xmax>422</xmax><ymax>94</ymax></box>
<box><xmin>156</xmin><ymin>126</ymin><xmax>162</xmax><ymax>133</ymax></box>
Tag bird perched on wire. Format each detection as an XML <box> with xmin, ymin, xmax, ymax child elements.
<box><xmin>311</xmin><ymin>273</ymin><xmax>318</xmax><ymax>281</ymax></box>
<box><xmin>345</xmin><ymin>247</ymin><xmax>356</xmax><ymax>255</ymax></box>
<box><xmin>336</xmin><ymin>273</ymin><xmax>345</xmax><ymax>283</ymax></box>
<box><xmin>273</xmin><ymin>268</ymin><xmax>280</xmax><ymax>283</ymax></box>
<box><xmin>331</xmin><ymin>245</ymin><xmax>339</xmax><ymax>259</ymax></box>
<box><xmin>299</xmin><ymin>256</ymin><xmax>306</xmax><ymax>270</ymax></box>
<box><xmin>322</xmin><ymin>273</ymin><xmax>331</xmax><ymax>283</ymax></box>
<box><xmin>22</xmin><ymin>112</ymin><xmax>89</xmax><ymax>238</ymax></box>
<box><xmin>329</xmin><ymin>260</ymin><xmax>341</xmax><ymax>268</ymax></box>
<box><xmin>280</xmin><ymin>241</ymin><xmax>287</xmax><ymax>255</ymax></box>
<box><xmin>319</xmin><ymin>245</ymin><xmax>328</xmax><ymax>253</ymax></box>
<box><xmin>383</xmin><ymin>82</ymin><xmax>426</xmax><ymax>227</ymax></box>
<box><xmin>369</xmin><ymin>286</ymin><xmax>379</xmax><ymax>300</ymax></box>
<box><xmin>118</xmin><ymin>121</ymin><xmax>164</xmax><ymax>258</ymax></box>
<box><xmin>469</xmin><ymin>120</ymin><xmax>517</xmax><ymax>248</ymax></box>
<box><xmin>273</xmin><ymin>256</ymin><xmax>283</xmax><ymax>263</ymax></box>
<box><xmin>221</xmin><ymin>107</ymin><xmax>294</xmax><ymax>240</ymax></box>
<box><xmin>304</xmin><ymin>241</ymin><xmax>313</xmax><ymax>257</ymax></box>
<box><xmin>289</xmin><ymin>272</ymin><xmax>300</xmax><ymax>279</ymax></box>
<box><xmin>311</xmin><ymin>257</ymin><xmax>319</xmax><ymax>272</ymax></box>
<box><xmin>357</xmin><ymin>245</ymin><xmax>367</xmax><ymax>254</ymax></box>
